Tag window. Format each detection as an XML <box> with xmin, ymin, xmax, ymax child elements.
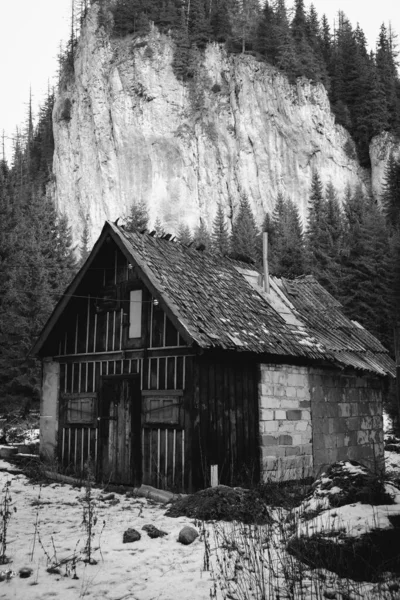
<box><xmin>64</xmin><ymin>393</ymin><xmax>97</xmax><ymax>424</ymax></box>
<box><xmin>129</xmin><ymin>290</ymin><xmax>142</xmax><ymax>338</ymax></box>
<box><xmin>142</xmin><ymin>390</ymin><xmax>183</xmax><ymax>426</ymax></box>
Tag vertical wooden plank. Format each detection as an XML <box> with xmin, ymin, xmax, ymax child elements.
<box><xmin>112</xmin><ymin>311</ymin><xmax>117</xmax><ymax>351</ymax></box>
<box><xmin>176</xmin><ymin>357</ymin><xmax>183</xmax><ymax>389</ymax></box>
<box><xmin>235</xmin><ymin>364</ymin><xmax>244</xmax><ymax>485</ymax></box>
<box><xmin>68</xmin><ymin>429</ymin><xmax>71</xmax><ymax>466</ymax></box>
<box><xmin>105</xmin><ymin>312</ymin><xmax>110</xmax><ymax>351</ymax></box>
<box><xmin>86</xmin><ymin>296</ymin><xmax>90</xmax><ymax>353</ymax></box>
<box><xmin>173</xmin><ymin>429</ymin><xmax>176</xmax><ymax>487</ymax></box>
<box><xmin>64</xmin><ymin>331</ymin><xmax>68</xmax><ymax>355</ymax></box>
<box><xmin>119</xmin><ymin>309</ymin><xmax>123</xmax><ymax>350</ymax></box>
<box><xmin>216</xmin><ymin>361</ymin><xmax>226</xmax><ymax>483</ymax></box>
<box><xmin>75</xmin><ymin>315</ymin><xmax>79</xmax><ymax>355</ymax></box>
<box><xmin>78</xmin><ymin>363</ymin><xmax>82</xmax><ymax>393</ymax></box>
<box><xmin>94</xmin><ymin>313</ymin><xmax>99</xmax><ymax>352</ymax></box>
<box><xmin>74</xmin><ymin>428</ymin><xmax>78</xmax><ymax>466</ymax></box>
<box><xmin>87</xmin><ymin>363</ymin><xmax>94</xmax><ymax>393</ymax></box>
<box><xmin>62</xmin><ymin>428</ymin><xmax>66</xmax><ymax>464</ymax></box>
<box><xmin>226</xmin><ymin>362</ymin><xmax>236</xmax><ymax>485</ymax></box>
<box><xmin>60</xmin><ymin>364</ymin><xmax>66</xmax><ymax>394</ymax></box>
<box><xmin>73</xmin><ymin>364</ymin><xmax>80</xmax><ymax>394</ymax></box>
<box><xmin>95</xmin><ymin>362</ymin><xmax>101</xmax><ymax>393</ymax></box>
<box><xmin>158</xmin><ymin>358</ymin><xmax>166</xmax><ymax>391</ymax></box>
<box><xmin>149</xmin><ymin>300</ymin><xmax>154</xmax><ymax>348</ymax></box>
<box><xmin>182</xmin><ymin>429</ymin><xmax>185</xmax><ymax>491</ymax></box>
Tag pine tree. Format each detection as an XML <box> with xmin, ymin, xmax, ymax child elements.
<box><xmin>193</xmin><ymin>220</ymin><xmax>212</xmax><ymax>249</ymax></box>
<box><xmin>177</xmin><ymin>223</ymin><xmax>193</xmax><ymax>245</ymax></box>
<box><xmin>267</xmin><ymin>193</ymin><xmax>304</xmax><ymax>278</ymax></box>
<box><xmin>305</xmin><ymin>170</ymin><xmax>327</xmax><ymax>275</ymax></box>
<box><xmin>125</xmin><ymin>199</ymin><xmax>149</xmax><ymax>232</ymax></box>
<box><xmin>79</xmin><ymin>215</ymin><xmax>91</xmax><ymax>266</ymax></box>
<box><xmin>340</xmin><ymin>188</ymin><xmax>391</xmax><ymax>346</ymax></box>
<box><xmin>231</xmin><ymin>194</ymin><xmax>258</xmax><ymax>263</ymax></box>
<box><xmin>212</xmin><ymin>204</ymin><xmax>230</xmax><ymax>255</ymax></box>
<box><xmin>153</xmin><ymin>217</ymin><xmax>166</xmax><ymax>237</ymax></box>
<box><xmin>381</xmin><ymin>152</ymin><xmax>400</xmax><ymax>229</ymax></box>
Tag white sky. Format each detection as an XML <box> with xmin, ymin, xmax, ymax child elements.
<box><xmin>0</xmin><ymin>0</ymin><xmax>398</xmax><ymax>162</ymax></box>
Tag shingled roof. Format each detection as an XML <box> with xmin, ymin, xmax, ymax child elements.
<box><xmin>110</xmin><ymin>223</ymin><xmax>394</xmax><ymax>377</ymax></box>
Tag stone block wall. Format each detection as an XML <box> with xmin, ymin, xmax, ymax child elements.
<box><xmin>259</xmin><ymin>364</ymin><xmax>313</xmax><ymax>481</ymax></box>
<box><xmin>309</xmin><ymin>369</ymin><xmax>384</xmax><ymax>474</ymax></box>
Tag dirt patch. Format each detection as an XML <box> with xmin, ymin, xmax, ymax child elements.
<box><xmin>165</xmin><ymin>485</ymin><xmax>272</xmax><ymax>524</ymax></box>
<box><xmin>288</xmin><ymin>528</ymin><xmax>400</xmax><ymax>582</ymax></box>
<box><xmin>310</xmin><ymin>461</ymin><xmax>393</xmax><ymax>508</ymax></box>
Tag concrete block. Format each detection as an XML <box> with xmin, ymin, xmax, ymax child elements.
<box><xmin>357</xmin><ymin>430</ymin><xmax>370</xmax><ymax>445</ymax></box>
<box><xmin>280</xmin><ymin>399</ymin><xmax>300</xmax><ymax>409</ymax></box>
<box><xmin>287</xmin><ymin>410</ymin><xmax>302</xmax><ymax>421</ymax></box>
<box><xmin>275</xmin><ymin>410</ymin><xmax>287</xmax><ymax>420</ymax></box>
<box><xmin>261</xmin><ymin>457</ymin><xmax>278</xmax><ymax>471</ymax></box>
<box><xmin>278</xmin><ymin>435</ymin><xmax>293</xmax><ymax>446</ymax></box>
<box><xmin>291</xmin><ymin>434</ymin><xmax>305</xmax><ymax>446</ymax></box>
<box><xmin>274</xmin><ymin>386</ymin><xmax>286</xmax><ymax>397</ymax></box>
<box><xmin>261</xmin><ymin>435</ymin><xmax>278</xmax><ymax>447</ymax></box>
<box><xmin>263</xmin><ymin>421</ymin><xmax>279</xmax><ymax>433</ymax></box>
<box><xmin>260</xmin><ymin>409</ymin><xmax>274</xmax><ymax>421</ymax></box>
<box><xmin>299</xmin><ymin>443</ymin><xmax>312</xmax><ymax>455</ymax></box>
<box><xmin>278</xmin><ymin>421</ymin><xmax>297</xmax><ymax>433</ymax></box>
<box><xmin>295</xmin><ymin>421</ymin><xmax>309</xmax><ymax>432</ymax></box>
<box><xmin>261</xmin><ymin>446</ymin><xmax>286</xmax><ymax>458</ymax></box>
<box><xmin>296</xmin><ymin>387</ymin><xmax>310</xmax><ymax>399</ymax></box>
<box><xmin>260</xmin><ymin>397</ymin><xmax>281</xmax><ymax>410</ymax></box>
<box><xmin>346</xmin><ymin>417</ymin><xmax>361</xmax><ymax>431</ymax></box>
<box><xmin>286</xmin><ymin>387</ymin><xmax>297</xmax><ymax>398</ymax></box>
<box><xmin>360</xmin><ymin>416</ymin><xmax>373</xmax><ymax>430</ymax></box>
<box><xmin>372</xmin><ymin>415</ymin><xmax>382</xmax><ymax>429</ymax></box>
<box><xmin>313</xmin><ymin>419</ymin><xmax>330</xmax><ymax>434</ymax></box>
<box><xmin>299</xmin><ymin>400</ymin><xmax>311</xmax><ymax>408</ymax></box>
<box><xmin>338</xmin><ymin>403</ymin><xmax>351</xmax><ymax>418</ymax></box>
<box><xmin>260</xmin><ymin>383</ymin><xmax>275</xmax><ymax>397</ymax></box>
<box><xmin>285</xmin><ymin>446</ymin><xmax>300</xmax><ymax>456</ymax></box>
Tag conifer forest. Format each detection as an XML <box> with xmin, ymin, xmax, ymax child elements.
<box><xmin>0</xmin><ymin>0</ymin><xmax>400</xmax><ymax>413</ymax></box>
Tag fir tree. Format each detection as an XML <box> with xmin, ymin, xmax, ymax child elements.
<box><xmin>212</xmin><ymin>204</ymin><xmax>230</xmax><ymax>255</ymax></box>
<box><xmin>125</xmin><ymin>200</ymin><xmax>149</xmax><ymax>232</ymax></box>
<box><xmin>231</xmin><ymin>194</ymin><xmax>258</xmax><ymax>263</ymax></box>
<box><xmin>177</xmin><ymin>223</ymin><xmax>193</xmax><ymax>245</ymax></box>
<box><xmin>79</xmin><ymin>215</ymin><xmax>91</xmax><ymax>266</ymax></box>
<box><xmin>193</xmin><ymin>219</ymin><xmax>211</xmax><ymax>249</ymax></box>
<box><xmin>381</xmin><ymin>152</ymin><xmax>400</xmax><ymax>230</ymax></box>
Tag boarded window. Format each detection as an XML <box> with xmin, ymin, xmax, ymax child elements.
<box><xmin>129</xmin><ymin>290</ymin><xmax>142</xmax><ymax>338</ymax></box>
<box><xmin>142</xmin><ymin>391</ymin><xmax>183</xmax><ymax>425</ymax></box>
<box><xmin>66</xmin><ymin>394</ymin><xmax>96</xmax><ymax>424</ymax></box>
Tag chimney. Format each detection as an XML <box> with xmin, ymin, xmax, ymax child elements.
<box><xmin>263</xmin><ymin>232</ymin><xmax>270</xmax><ymax>294</ymax></box>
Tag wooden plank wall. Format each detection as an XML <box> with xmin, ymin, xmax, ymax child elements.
<box><xmin>58</xmin><ymin>354</ymin><xmax>193</xmax><ymax>489</ymax></box>
<box><xmin>194</xmin><ymin>355</ymin><xmax>259</xmax><ymax>489</ymax></box>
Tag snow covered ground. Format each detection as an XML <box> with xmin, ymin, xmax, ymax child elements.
<box><xmin>0</xmin><ymin>454</ymin><xmax>399</xmax><ymax>599</ymax></box>
<box><xmin>0</xmin><ymin>461</ymin><xmax>212</xmax><ymax>600</ymax></box>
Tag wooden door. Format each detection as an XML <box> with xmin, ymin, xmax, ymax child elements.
<box><xmin>98</xmin><ymin>375</ymin><xmax>141</xmax><ymax>485</ymax></box>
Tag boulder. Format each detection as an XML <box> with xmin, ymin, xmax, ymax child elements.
<box><xmin>142</xmin><ymin>524</ymin><xmax>168</xmax><ymax>539</ymax></box>
<box><xmin>178</xmin><ymin>526</ymin><xmax>199</xmax><ymax>545</ymax></box>
<box><xmin>123</xmin><ymin>528</ymin><xmax>141</xmax><ymax>543</ymax></box>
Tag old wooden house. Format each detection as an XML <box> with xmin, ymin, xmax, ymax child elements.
<box><xmin>32</xmin><ymin>221</ymin><xmax>395</xmax><ymax>492</ymax></box>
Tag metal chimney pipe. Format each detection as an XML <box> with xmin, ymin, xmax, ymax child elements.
<box><xmin>263</xmin><ymin>232</ymin><xmax>270</xmax><ymax>294</ymax></box>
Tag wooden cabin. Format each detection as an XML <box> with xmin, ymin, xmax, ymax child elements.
<box><xmin>32</xmin><ymin>221</ymin><xmax>395</xmax><ymax>492</ymax></box>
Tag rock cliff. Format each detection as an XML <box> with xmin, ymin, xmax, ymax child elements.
<box><xmin>53</xmin><ymin>5</ymin><xmax>373</xmax><ymax>246</ymax></box>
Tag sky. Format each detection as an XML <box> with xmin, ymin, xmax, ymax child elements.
<box><xmin>0</xmin><ymin>0</ymin><xmax>398</xmax><ymax>162</ymax></box>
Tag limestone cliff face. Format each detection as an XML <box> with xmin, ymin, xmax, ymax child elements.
<box><xmin>53</xmin><ymin>5</ymin><xmax>371</xmax><ymax>246</ymax></box>
<box><xmin>370</xmin><ymin>132</ymin><xmax>400</xmax><ymax>202</ymax></box>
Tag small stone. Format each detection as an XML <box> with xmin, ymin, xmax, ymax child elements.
<box><xmin>46</xmin><ymin>566</ymin><xmax>61</xmax><ymax>575</ymax></box>
<box><xmin>100</xmin><ymin>493</ymin><xmax>115</xmax><ymax>501</ymax></box>
<box><xmin>123</xmin><ymin>528</ymin><xmax>141</xmax><ymax>543</ymax></box>
<box><xmin>178</xmin><ymin>526</ymin><xmax>199</xmax><ymax>545</ymax></box>
<box><xmin>19</xmin><ymin>567</ymin><xmax>33</xmax><ymax>578</ymax></box>
<box><xmin>142</xmin><ymin>524</ymin><xmax>168</xmax><ymax>538</ymax></box>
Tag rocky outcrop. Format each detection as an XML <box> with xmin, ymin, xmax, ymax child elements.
<box><xmin>370</xmin><ymin>131</ymin><xmax>400</xmax><ymax>203</ymax></box>
<box><xmin>53</xmin><ymin>5</ymin><xmax>371</xmax><ymax>247</ymax></box>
